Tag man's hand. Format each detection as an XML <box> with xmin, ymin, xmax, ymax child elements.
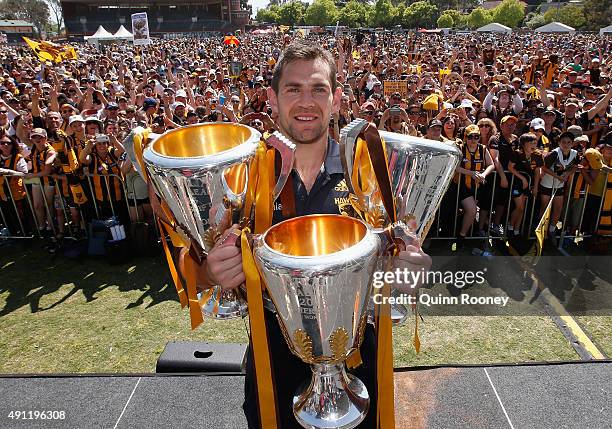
<box><xmin>393</xmin><ymin>244</ymin><xmax>432</xmax><ymax>294</ymax></box>
<box><xmin>205</xmin><ymin>227</ymin><xmax>245</xmax><ymax>290</ymax></box>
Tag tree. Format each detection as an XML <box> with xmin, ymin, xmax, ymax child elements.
<box><xmin>543</xmin><ymin>5</ymin><xmax>586</xmax><ymax>29</ymax></box>
<box><xmin>402</xmin><ymin>1</ymin><xmax>439</xmax><ymax>29</ymax></box>
<box><xmin>581</xmin><ymin>0</ymin><xmax>611</xmax><ymax>31</ymax></box>
<box><xmin>338</xmin><ymin>0</ymin><xmax>370</xmax><ymax>28</ymax></box>
<box><xmin>46</xmin><ymin>0</ymin><xmax>64</xmax><ymax>35</ymax></box>
<box><xmin>466</xmin><ymin>7</ymin><xmax>492</xmax><ymax>30</ymax></box>
<box><xmin>438</xmin><ymin>9</ymin><xmax>464</xmax><ymax>28</ymax></box>
<box><xmin>0</xmin><ymin>0</ymin><xmax>49</xmax><ymax>37</ymax></box>
<box><xmin>491</xmin><ymin>0</ymin><xmax>525</xmax><ymax>29</ymax></box>
<box><xmin>278</xmin><ymin>1</ymin><xmax>307</xmax><ymax>26</ymax></box>
<box><xmin>304</xmin><ymin>0</ymin><xmax>338</xmax><ymax>26</ymax></box>
<box><xmin>437</xmin><ymin>13</ymin><xmax>453</xmax><ymax>29</ymax></box>
<box><xmin>369</xmin><ymin>0</ymin><xmax>396</xmax><ymax>28</ymax></box>
<box><xmin>256</xmin><ymin>5</ymin><xmax>280</xmax><ymax>23</ymax></box>
<box><xmin>524</xmin><ymin>12</ymin><xmax>545</xmax><ymax>30</ymax></box>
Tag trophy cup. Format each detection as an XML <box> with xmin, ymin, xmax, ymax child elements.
<box><xmin>132</xmin><ymin>123</ymin><xmax>295</xmax><ymax>318</ymax></box>
<box><xmin>340</xmin><ymin>119</ymin><xmax>461</xmax><ymax>323</ymax></box>
<box><xmin>254</xmin><ymin>214</ymin><xmax>381</xmax><ymax>429</ymax></box>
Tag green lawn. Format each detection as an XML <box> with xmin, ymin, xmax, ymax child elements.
<box><xmin>0</xmin><ymin>242</ymin><xmax>582</xmax><ymax>374</ymax></box>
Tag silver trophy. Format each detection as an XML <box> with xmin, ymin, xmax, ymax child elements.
<box><xmin>128</xmin><ymin>123</ymin><xmax>295</xmax><ymax>318</ymax></box>
<box><xmin>340</xmin><ymin>119</ymin><xmax>461</xmax><ymax>323</ymax></box>
<box><xmin>254</xmin><ymin>214</ymin><xmax>381</xmax><ymax>429</ymax></box>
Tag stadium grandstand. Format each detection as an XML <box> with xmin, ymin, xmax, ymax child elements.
<box><xmin>61</xmin><ymin>0</ymin><xmax>250</xmax><ymax>37</ymax></box>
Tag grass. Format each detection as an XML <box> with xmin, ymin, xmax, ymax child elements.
<box><xmin>0</xmin><ymin>241</ymin><xmax>584</xmax><ymax>374</ymax></box>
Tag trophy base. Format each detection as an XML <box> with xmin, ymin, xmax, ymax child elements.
<box><xmin>199</xmin><ymin>286</ymin><xmax>248</xmax><ymax>319</ymax></box>
<box><xmin>293</xmin><ymin>363</ymin><xmax>369</xmax><ymax>429</ymax></box>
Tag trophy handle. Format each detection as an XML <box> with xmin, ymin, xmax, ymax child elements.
<box><xmin>340</xmin><ymin>119</ymin><xmax>397</xmax><ymax>223</ymax></box>
<box><xmin>265</xmin><ymin>131</ymin><xmax>296</xmax><ymax>199</ymax></box>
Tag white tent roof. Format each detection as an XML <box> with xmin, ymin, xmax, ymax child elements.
<box><xmin>477</xmin><ymin>23</ymin><xmax>512</xmax><ymax>33</ymax></box>
<box><xmin>535</xmin><ymin>22</ymin><xmax>575</xmax><ymax>33</ymax></box>
<box><xmin>600</xmin><ymin>24</ymin><xmax>612</xmax><ymax>36</ymax></box>
<box><xmin>85</xmin><ymin>25</ymin><xmax>115</xmax><ymax>40</ymax></box>
<box><xmin>113</xmin><ymin>25</ymin><xmax>133</xmax><ymax>39</ymax></box>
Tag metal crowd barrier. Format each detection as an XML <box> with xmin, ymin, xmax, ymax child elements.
<box><xmin>0</xmin><ymin>172</ymin><xmax>144</xmax><ymax>241</ymax></box>
<box><xmin>2</xmin><ymin>169</ymin><xmax>610</xmax><ymax>253</ymax></box>
<box><xmin>429</xmin><ymin>169</ymin><xmax>612</xmax><ymax>246</ymax></box>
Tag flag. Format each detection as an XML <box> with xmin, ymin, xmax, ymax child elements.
<box><xmin>23</xmin><ymin>37</ymin><xmax>78</xmax><ymax>63</ymax></box>
<box><xmin>535</xmin><ymin>189</ymin><xmax>556</xmax><ymax>256</ymax></box>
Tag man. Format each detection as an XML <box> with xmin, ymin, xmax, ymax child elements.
<box><xmin>489</xmin><ymin>115</ymin><xmax>518</xmax><ymax>235</ymax></box>
<box><xmin>197</xmin><ymin>41</ymin><xmax>431</xmax><ymax>429</ymax></box>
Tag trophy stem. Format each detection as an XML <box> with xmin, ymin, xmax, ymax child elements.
<box><xmin>293</xmin><ymin>363</ymin><xmax>369</xmax><ymax>429</ymax></box>
<box><xmin>200</xmin><ymin>286</ymin><xmax>248</xmax><ymax>319</ymax></box>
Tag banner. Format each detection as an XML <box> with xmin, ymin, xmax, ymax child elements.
<box><xmin>131</xmin><ymin>12</ymin><xmax>150</xmax><ymax>46</ymax></box>
<box><xmin>383</xmin><ymin>80</ymin><xmax>408</xmax><ymax>99</ymax></box>
<box><xmin>230</xmin><ymin>61</ymin><xmax>243</xmax><ymax>78</ymax></box>
<box><xmin>23</xmin><ymin>37</ymin><xmax>78</xmax><ymax>63</ymax></box>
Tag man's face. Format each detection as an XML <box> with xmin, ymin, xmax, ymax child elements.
<box><xmin>501</xmin><ymin>121</ymin><xmax>516</xmax><ymax>135</ymax></box>
<box><xmin>47</xmin><ymin>113</ymin><xmax>61</xmax><ymax>131</ymax></box>
<box><xmin>427</xmin><ymin>126</ymin><xmax>441</xmax><ymax>140</ymax></box>
<box><xmin>268</xmin><ymin>59</ymin><xmax>341</xmax><ymax>145</ymax></box>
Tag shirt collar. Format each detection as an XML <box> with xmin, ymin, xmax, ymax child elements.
<box><xmin>324</xmin><ymin>137</ymin><xmax>343</xmax><ymax>175</ymax></box>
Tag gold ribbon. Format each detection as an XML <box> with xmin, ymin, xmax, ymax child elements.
<box><xmin>182</xmin><ymin>245</ymin><xmax>205</xmax><ymax>330</ymax></box>
<box><xmin>241</xmin><ymin>229</ymin><xmax>278</xmax><ymax>429</ymax></box>
<box><xmin>158</xmin><ymin>220</ymin><xmax>188</xmax><ymax>309</ymax></box>
<box><xmin>376</xmin><ymin>256</ymin><xmax>396</xmax><ymax>429</ymax></box>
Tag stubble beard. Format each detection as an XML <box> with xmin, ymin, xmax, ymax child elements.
<box><xmin>277</xmin><ymin>104</ymin><xmax>328</xmax><ymax>146</ymax></box>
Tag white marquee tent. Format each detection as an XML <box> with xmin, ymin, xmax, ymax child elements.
<box><xmin>113</xmin><ymin>25</ymin><xmax>133</xmax><ymax>40</ymax></box>
<box><xmin>535</xmin><ymin>22</ymin><xmax>575</xmax><ymax>33</ymax></box>
<box><xmin>85</xmin><ymin>25</ymin><xmax>114</xmax><ymax>42</ymax></box>
<box><xmin>477</xmin><ymin>23</ymin><xmax>512</xmax><ymax>34</ymax></box>
<box><xmin>600</xmin><ymin>24</ymin><xmax>612</xmax><ymax>36</ymax></box>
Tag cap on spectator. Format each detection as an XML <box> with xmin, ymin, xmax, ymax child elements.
<box><xmin>68</xmin><ymin>115</ymin><xmax>84</xmax><ymax>125</ymax></box>
<box><xmin>164</xmin><ymin>87</ymin><xmax>175</xmax><ymax>94</ymax></box>
<box><xmin>565</xmin><ymin>98</ymin><xmax>579</xmax><ymax>107</ymax></box>
<box><xmin>567</xmin><ymin>125</ymin><xmax>583</xmax><ymax>137</ymax></box>
<box><xmin>530</xmin><ymin>118</ymin><xmax>545</xmax><ymax>131</ymax></box>
<box><xmin>204</xmin><ymin>87</ymin><xmax>214</xmax><ymax>95</ymax></box>
<box><xmin>84</xmin><ymin>116</ymin><xmax>103</xmax><ymax>127</ymax></box>
<box><xmin>499</xmin><ymin>115</ymin><xmax>517</xmax><ymax>125</ymax></box>
<box><xmin>106</xmin><ymin>102</ymin><xmax>119</xmax><ymax>110</ymax></box>
<box><xmin>360</xmin><ymin>101</ymin><xmax>376</xmax><ymax>112</ymax></box>
<box><xmin>543</xmin><ymin>106</ymin><xmax>557</xmax><ymax>116</ymax></box>
<box><xmin>254</xmin><ymin>76</ymin><xmax>264</xmax><ymax>84</ymax></box>
<box><xmin>41</xmin><ymin>83</ymin><xmax>51</xmax><ymax>89</ymax></box>
<box><xmin>104</xmin><ymin>80</ymin><xmax>112</xmax><ymax>87</ymax></box>
<box><xmin>231</xmin><ymin>95</ymin><xmax>240</xmax><ymax>103</ymax></box>
<box><xmin>428</xmin><ymin>119</ymin><xmax>443</xmax><ymax>128</ymax></box>
<box><xmin>176</xmin><ymin>89</ymin><xmax>187</xmax><ymax>98</ymax></box>
<box><xmin>61</xmin><ymin>103</ymin><xmax>76</xmax><ymax>111</ymax></box>
<box><xmin>95</xmin><ymin>134</ymin><xmax>110</xmax><ymax>144</ymax></box>
<box><xmin>574</xmin><ymin>135</ymin><xmax>589</xmax><ymax>145</ymax></box>
<box><xmin>459</xmin><ymin>99</ymin><xmax>473</xmax><ymax>109</ymax></box>
<box><xmin>173</xmin><ymin>101</ymin><xmax>185</xmax><ymax>108</ymax></box>
<box><xmin>558</xmin><ymin>131</ymin><xmax>575</xmax><ymax>141</ymax></box>
<box><xmin>464</xmin><ymin>124</ymin><xmax>479</xmax><ymax>136</ymax></box>
<box><xmin>143</xmin><ymin>97</ymin><xmax>158</xmax><ymax>109</ymax></box>
<box><xmin>30</xmin><ymin>128</ymin><xmax>47</xmax><ymax>138</ymax></box>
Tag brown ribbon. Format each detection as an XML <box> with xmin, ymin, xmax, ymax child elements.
<box><xmin>360</xmin><ymin>123</ymin><xmax>396</xmax><ymax>224</ymax></box>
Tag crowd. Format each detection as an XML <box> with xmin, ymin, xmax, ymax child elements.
<box><xmin>0</xmin><ymin>30</ymin><xmax>611</xmax><ymax>254</ymax></box>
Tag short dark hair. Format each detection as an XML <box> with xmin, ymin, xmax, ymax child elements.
<box><xmin>271</xmin><ymin>40</ymin><xmax>338</xmax><ymax>94</ymax></box>
<box><xmin>519</xmin><ymin>133</ymin><xmax>537</xmax><ymax>145</ymax></box>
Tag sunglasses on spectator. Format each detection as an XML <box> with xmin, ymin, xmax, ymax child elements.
<box><xmin>0</xmin><ymin>140</ymin><xmax>10</xmax><ymax>145</ymax></box>
<box><xmin>0</xmin><ymin>110</ymin><xmax>7</xmax><ymax>114</ymax></box>
<box><xmin>467</xmin><ymin>134</ymin><xmax>480</xmax><ymax>140</ymax></box>
<box><xmin>478</xmin><ymin>124</ymin><xmax>491</xmax><ymax>129</ymax></box>
<box><xmin>360</xmin><ymin>110</ymin><xmax>374</xmax><ymax>116</ymax></box>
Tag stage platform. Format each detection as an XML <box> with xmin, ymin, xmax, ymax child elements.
<box><xmin>1</xmin><ymin>361</ymin><xmax>610</xmax><ymax>428</ymax></box>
